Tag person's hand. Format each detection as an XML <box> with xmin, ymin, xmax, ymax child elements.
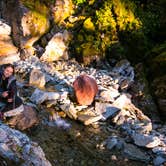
<box><xmin>7</xmin><ymin>98</ymin><xmax>13</xmax><ymax>103</ymax></box>
<box><xmin>2</xmin><ymin>91</ymin><xmax>8</xmax><ymax>98</ymax></box>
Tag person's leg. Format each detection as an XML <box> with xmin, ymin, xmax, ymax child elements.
<box><xmin>14</xmin><ymin>96</ymin><xmax>23</xmax><ymax>108</ymax></box>
<box><xmin>0</xmin><ymin>101</ymin><xmax>7</xmax><ymax>120</ymax></box>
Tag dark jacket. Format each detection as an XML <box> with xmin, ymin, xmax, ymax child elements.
<box><xmin>0</xmin><ymin>73</ymin><xmax>17</xmax><ymax>101</ymax></box>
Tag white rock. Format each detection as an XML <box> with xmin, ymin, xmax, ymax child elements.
<box><xmin>30</xmin><ymin>89</ymin><xmax>48</xmax><ymax>104</ymax></box>
<box><xmin>29</xmin><ymin>69</ymin><xmax>46</xmax><ymax>88</ymax></box>
<box><xmin>132</xmin><ymin>133</ymin><xmax>161</xmax><ymax>148</ymax></box>
<box><xmin>0</xmin><ymin>20</ymin><xmax>11</xmax><ymax>35</ymax></box>
<box><xmin>40</xmin><ymin>31</ymin><xmax>70</xmax><ymax>62</ymax></box>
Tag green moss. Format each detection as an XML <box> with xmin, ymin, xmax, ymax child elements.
<box><xmin>85</xmin><ymin>35</ymin><xmax>94</xmax><ymax>42</ymax></box>
<box><xmin>95</xmin><ymin>1</ymin><xmax>117</xmax><ymax>37</ymax></box>
<box><xmin>21</xmin><ymin>0</ymin><xmax>49</xmax><ymax>16</ymax></box>
<box><xmin>113</xmin><ymin>0</ymin><xmax>141</xmax><ymax>31</ymax></box>
<box><xmin>26</xmin><ymin>11</ymin><xmax>49</xmax><ymax>36</ymax></box>
<box><xmin>69</xmin><ymin>0</ymin><xmax>163</xmax><ymax>65</ymax></box>
<box><xmin>81</xmin><ymin>42</ymin><xmax>99</xmax><ymax>57</ymax></box>
<box><xmin>151</xmin><ymin>42</ymin><xmax>166</xmax><ymax>55</ymax></box>
<box><xmin>72</xmin><ymin>0</ymin><xmax>87</xmax><ymax>5</ymax></box>
<box><xmin>147</xmin><ymin>42</ymin><xmax>166</xmax><ymax>78</ymax></box>
<box><xmin>77</xmin><ymin>34</ymin><xmax>84</xmax><ymax>42</ymax></box>
<box><xmin>154</xmin><ymin>52</ymin><xmax>166</xmax><ymax>62</ymax></box>
<box><xmin>53</xmin><ymin>0</ymin><xmax>74</xmax><ymax>25</ymax></box>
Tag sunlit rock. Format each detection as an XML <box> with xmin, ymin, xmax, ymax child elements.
<box><xmin>77</xmin><ymin>107</ymin><xmax>103</xmax><ymax>125</ymax></box>
<box><xmin>78</xmin><ymin>114</ymin><xmax>103</xmax><ymax>125</ymax></box>
<box><xmin>21</xmin><ymin>9</ymin><xmax>49</xmax><ymax>56</ymax></box>
<box><xmin>112</xmin><ymin>94</ymin><xmax>152</xmax><ymax>133</ymax></box>
<box><xmin>0</xmin><ymin>19</ymin><xmax>11</xmax><ymax>35</ymax></box>
<box><xmin>40</xmin><ymin>31</ymin><xmax>72</xmax><ymax>62</ymax></box>
<box><xmin>29</xmin><ymin>69</ymin><xmax>46</xmax><ymax>88</ymax></box>
<box><xmin>52</xmin><ymin>0</ymin><xmax>74</xmax><ymax>25</ymax></box>
<box><xmin>98</xmin><ymin>88</ymin><xmax>120</xmax><ymax>102</ymax></box>
<box><xmin>0</xmin><ymin>1</ymin><xmax>49</xmax><ymax>57</ymax></box>
<box><xmin>60</xmin><ymin>103</ymin><xmax>77</xmax><ymax>120</ymax></box>
<box><xmin>0</xmin><ymin>20</ymin><xmax>20</xmax><ymax>64</ymax></box>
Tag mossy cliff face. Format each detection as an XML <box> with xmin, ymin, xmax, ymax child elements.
<box><xmin>20</xmin><ymin>0</ymin><xmax>50</xmax><ymax>50</ymax></box>
<box><xmin>146</xmin><ymin>42</ymin><xmax>166</xmax><ymax>78</ymax></box>
<box><xmin>0</xmin><ymin>0</ymin><xmax>165</xmax><ymax>66</ymax></box>
<box><xmin>52</xmin><ymin>0</ymin><xmax>74</xmax><ymax>25</ymax></box>
<box><xmin>69</xmin><ymin>0</ymin><xmax>145</xmax><ymax>64</ymax></box>
<box><xmin>145</xmin><ymin>42</ymin><xmax>166</xmax><ymax>119</ymax></box>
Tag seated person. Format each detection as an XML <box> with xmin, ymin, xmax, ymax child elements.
<box><xmin>0</xmin><ymin>63</ymin><xmax>23</xmax><ymax>119</ymax></box>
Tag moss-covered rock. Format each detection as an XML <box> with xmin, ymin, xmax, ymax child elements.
<box><xmin>145</xmin><ymin>42</ymin><xmax>166</xmax><ymax>120</ymax></box>
<box><xmin>147</xmin><ymin>42</ymin><xmax>166</xmax><ymax>78</ymax></box>
<box><xmin>113</xmin><ymin>0</ymin><xmax>141</xmax><ymax>31</ymax></box>
<box><xmin>152</xmin><ymin>76</ymin><xmax>166</xmax><ymax>119</ymax></box>
<box><xmin>21</xmin><ymin>11</ymin><xmax>49</xmax><ymax>37</ymax></box>
<box><xmin>52</xmin><ymin>0</ymin><xmax>74</xmax><ymax>25</ymax></box>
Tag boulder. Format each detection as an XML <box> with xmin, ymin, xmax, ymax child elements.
<box><xmin>6</xmin><ymin>105</ymin><xmax>38</xmax><ymax>131</ymax></box>
<box><xmin>29</xmin><ymin>69</ymin><xmax>46</xmax><ymax>88</ymax></box>
<box><xmin>21</xmin><ymin>9</ymin><xmax>49</xmax><ymax>55</ymax></box>
<box><xmin>0</xmin><ymin>123</ymin><xmax>51</xmax><ymax>165</ymax></box>
<box><xmin>0</xmin><ymin>1</ymin><xmax>49</xmax><ymax>56</ymax></box>
<box><xmin>0</xmin><ymin>20</ymin><xmax>20</xmax><ymax>65</ymax></box>
<box><xmin>40</xmin><ymin>31</ymin><xmax>71</xmax><ymax>62</ymax></box>
<box><xmin>30</xmin><ymin>89</ymin><xmax>60</xmax><ymax>105</ymax></box>
<box><xmin>132</xmin><ymin>133</ymin><xmax>161</xmax><ymax>148</ymax></box>
<box><xmin>52</xmin><ymin>0</ymin><xmax>74</xmax><ymax>25</ymax></box>
<box><xmin>73</xmin><ymin>74</ymin><xmax>98</xmax><ymax>106</ymax></box>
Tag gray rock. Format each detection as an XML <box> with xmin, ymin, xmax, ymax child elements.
<box><xmin>78</xmin><ymin>114</ymin><xmax>103</xmax><ymax>126</ymax></box>
<box><xmin>153</xmin><ymin>156</ymin><xmax>166</xmax><ymax>166</ymax></box>
<box><xmin>0</xmin><ymin>124</ymin><xmax>51</xmax><ymax>165</ymax></box>
<box><xmin>106</xmin><ymin>136</ymin><xmax>118</xmax><ymax>150</ymax></box>
<box><xmin>113</xmin><ymin>59</ymin><xmax>134</xmax><ymax>81</ymax></box>
<box><xmin>95</xmin><ymin>102</ymin><xmax>120</xmax><ymax>120</ymax></box>
<box><xmin>30</xmin><ymin>89</ymin><xmax>60</xmax><ymax>104</ymax></box>
<box><xmin>132</xmin><ymin>133</ymin><xmax>161</xmax><ymax>148</ymax></box>
<box><xmin>152</xmin><ymin>147</ymin><xmax>166</xmax><ymax>155</ymax></box>
<box><xmin>123</xmin><ymin>143</ymin><xmax>150</xmax><ymax>162</ymax></box>
<box><xmin>30</xmin><ymin>89</ymin><xmax>48</xmax><ymax>104</ymax></box>
<box><xmin>0</xmin><ymin>128</ymin><xmax>8</xmax><ymax>142</ymax></box>
<box><xmin>99</xmin><ymin>88</ymin><xmax>120</xmax><ymax>102</ymax></box>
